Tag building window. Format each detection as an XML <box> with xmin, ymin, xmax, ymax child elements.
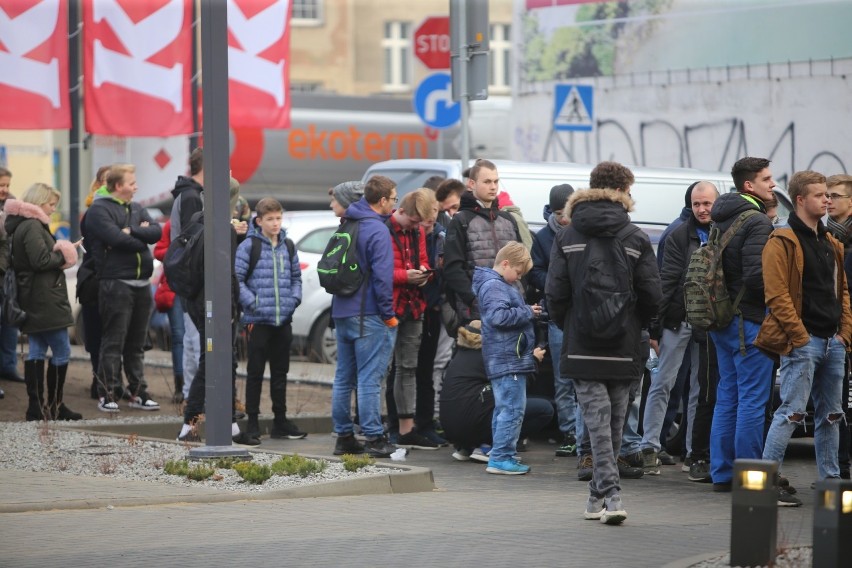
<box><xmin>382</xmin><ymin>21</ymin><xmax>411</xmax><ymax>92</ymax></box>
<box><xmin>290</xmin><ymin>82</ymin><xmax>322</xmax><ymax>93</ymax></box>
<box><xmin>292</xmin><ymin>0</ymin><xmax>322</xmax><ymax>25</ymax></box>
<box><xmin>489</xmin><ymin>23</ymin><xmax>511</xmax><ymax>94</ymax></box>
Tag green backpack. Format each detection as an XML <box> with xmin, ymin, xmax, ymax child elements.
<box><xmin>683</xmin><ymin>209</ymin><xmax>759</xmax><ymax>331</ymax></box>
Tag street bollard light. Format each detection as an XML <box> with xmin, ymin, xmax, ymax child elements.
<box><xmin>813</xmin><ymin>478</ymin><xmax>852</xmax><ymax>568</ymax></box>
<box><xmin>730</xmin><ymin>459</ymin><xmax>779</xmax><ymax>567</ymax></box>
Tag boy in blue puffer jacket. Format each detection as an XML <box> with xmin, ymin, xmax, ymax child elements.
<box><xmin>235</xmin><ymin>197</ymin><xmax>304</xmax><ymax>443</ymax></box>
<box><xmin>472</xmin><ymin>242</ymin><xmax>545</xmax><ymax>475</ymax></box>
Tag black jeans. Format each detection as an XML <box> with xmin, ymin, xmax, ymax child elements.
<box><xmin>97</xmin><ymin>280</ymin><xmax>151</xmax><ymax>400</ymax></box>
<box><xmin>690</xmin><ymin>336</ymin><xmax>719</xmax><ymax>461</ymax></box>
<box><xmin>244</xmin><ymin>322</ymin><xmax>292</xmax><ymax>417</ymax></box>
<box><xmin>415</xmin><ymin>307</ymin><xmax>441</xmax><ymax>430</ymax></box>
<box><xmin>183</xmin><ymin>296</ymin><xmax>239</xmax><ymax>424</ymax></box>
<box><xmin>82</xmin><ymin>302</ymin><xmax>102</xmax><ymax>375</ymax></box>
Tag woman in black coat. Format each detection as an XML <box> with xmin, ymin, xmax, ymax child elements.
<box><xmin>5</xmin><ymin>183</ymin><xmax>80</xmax><ymax>421</ymax></box>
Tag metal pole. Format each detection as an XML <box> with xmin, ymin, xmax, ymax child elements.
<box><xmin>458</xmin><ymin>2</ymin><xmax>469</xmax><ymax>173</ymax></box>
<box><xmin>190</xmin><ymin>0</ymin><xmax>246</xmax><ymax>459</ymax></box>
<box><xmin>68</xmin><ymin>1</ymin><xmax>81</xmax><ymax>241</ymax></box>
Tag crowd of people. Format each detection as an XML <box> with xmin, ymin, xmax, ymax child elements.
<box><xmin>2</xmin><ymin>152</ymin><xmax>850</xmax><ymax>527</ymax></box>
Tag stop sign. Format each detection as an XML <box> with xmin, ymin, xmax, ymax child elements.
<box><xmin>414</xmin><ymin>16</ymin><xmax>450</xmax><ymax>69</ymax></box>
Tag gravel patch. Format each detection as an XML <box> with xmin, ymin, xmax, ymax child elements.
<box><xmin>688</xmin><ymin>546</ymin><xmax>812</xmax><ymax>568</ymax></box>
<box><xmin>0</xmin><ymin>420</ymin><xmax>397</xmax><ymax>494</ymax></box>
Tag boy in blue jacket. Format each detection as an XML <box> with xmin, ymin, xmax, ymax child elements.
<box><xmin>472</xmin><ymin>242</ymin><xmax>545</xmax><ymax>475</ymax></box>
<box><xmin>235</xmin><ymin>198</ymin><xmax>304</xmax><ymax>443</ymax></box>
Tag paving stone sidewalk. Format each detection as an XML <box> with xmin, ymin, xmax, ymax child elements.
<box><xmin>0</xmin><ymin>427</ymin><xmax>818</xmax><ymax>568</ymax></box>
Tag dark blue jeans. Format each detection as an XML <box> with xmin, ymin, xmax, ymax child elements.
<box><xmin>0</xmin><ymin>321</ymin><xmax>19</xmax><ymax>374</ymax></box>
<box><xmin>97</xmin><ymin>280</ymin><xmax>152</xmax><ymax>400</ymax></box>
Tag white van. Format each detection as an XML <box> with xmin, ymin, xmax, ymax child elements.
<box><xmin>362</xmin><ymin>159</ymin><xmax>793</xmax><ymax>233</ymax></box>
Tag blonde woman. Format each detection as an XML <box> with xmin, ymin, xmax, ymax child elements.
<box><xmin>4</xmin><ymin>183</ymin><xmax>80</xmax><ymax>421</ymax></box>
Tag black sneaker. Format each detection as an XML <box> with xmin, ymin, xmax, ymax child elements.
<box><xmin>617</xmin><ymin>456</ymin><xmax>645</xmax><ymax>479</ymax></box>
<box><xmin>420</xmin><ymin>428</ymin><xmax>449</xmax><ymax>447</ymax></box>
<box><xmin>682</xmin><ymin>455</ymin><xmax>695</xmax><ymax>473</ymax></box>
<box><xmin>577</xmin><ymin>454</ymin><xmax>593</xmax><ymax>481</ymax></box>
<box><xmin>334</xmin><ymin>433</ymin><xmax>365</xmax><ymax>455</ymax></box>
<box><xmin>658</xmin><ymin>450</ymin><xmax>677</xmax><ymax>466</ymax></box>
<box><xmin>233</xmin><ymin>432</ymin><xmax>261</xmax><ymax>446</ymax></box>
<box><xmin>270</xmin><ymin>418</ymin><xmax>307</xmax><ymax>440</ymax></box>
<box><xmin>688</xmin><ymin>460</ymin><xmax>712</xmax><ymax>483</ymax></box>
<box><xmin>778</xmin><ymin>487</ymin><xmax>802</xmax><ymax>507</ymax></box>
<box><xmin>364</xmin><ymin>435</ymin><xmax>398</xmax><ymax>458</ymax></box>
<box><xmin>556</xmin><ymin>434</ymin><xmax>577</xmax><ymax>457</ymax></box>
<box><xmin>778</xmin><ymin>476</ymin><xmax>797</xmax><ymax>495</ymax></box>
<box><xmin>397</xmin><ymin>430</ymin><xmax>440</xmax><ymax>450</ymax></box>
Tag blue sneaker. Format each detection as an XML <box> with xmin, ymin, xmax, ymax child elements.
<box><xmin>420</xmin><ymin>428</ymin><xmax>449</xmax><ymax>447</ymax></box>
<box><xmin>486</xmin><ymin>458</ymin><xmax>530</xmax><ymax>475</ymax></box>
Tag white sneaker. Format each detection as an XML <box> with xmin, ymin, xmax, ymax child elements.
<box><xmin>452</xmin><ymin>448</ymin><xmax>471</xmax><ymax>462</ymax></box>
<box><xmin>98</xmin><ymin>398</ymin><xmax>120</xmax><ymax>413</ymax></box>
<box><xmin>128</xmin><ymin>396</ymin><xmax>160</xmax><ymax>411</ymax></box>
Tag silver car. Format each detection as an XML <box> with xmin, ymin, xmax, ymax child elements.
<box><xmin>283</xmin><ymin>210</ymin><xmax>339</xmax><ymax>364</ymax></box>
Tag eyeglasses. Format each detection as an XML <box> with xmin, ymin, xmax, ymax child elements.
<box><xmin>828</xmin><ymin>193</ymin><xmax>851</xmax><ymax>200</ymax></box>
<box><xmin>386</xmin><ymin>195</ymin><xmax>399</xmax><ymax>203</ymax></box>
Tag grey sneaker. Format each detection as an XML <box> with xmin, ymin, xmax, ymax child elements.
<box><xmin>642</xmin><ymin>447</ymin><xmax>660</xmax><ymax>475</ymax></box>
<box><xmin>584</xmin><ymin>495</ymin><xmax>605</xmax><ymax>520</ymax></box>
<box><xmin>601</xmin><ymin>494</ymin><xmax>627</xmax><ymax>525</ymax></box>
<box><xmin>577</xmin><ymin>454</ymin><xmax>593</xmax><ymax>481</ymax></box>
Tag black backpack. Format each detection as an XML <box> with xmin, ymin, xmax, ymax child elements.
<box><xmin>317</xmin><ymin>218</ymin><xmax>367</xmax><ymax>297</ymax></box>
<box><xmin>573</xmin><ymin>225</ymin><xmax>640</xmax><ymax>344</ymax></box>
<box><xmin>163</xmin><ymin>218</ymin><xmax>205</xmax><ymax>299</ymax></box>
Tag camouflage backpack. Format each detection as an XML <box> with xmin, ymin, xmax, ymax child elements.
<box><xmin>683</xmin><ymin>209</ymin><xmax>759</xmax><ymax>331</ymax></box>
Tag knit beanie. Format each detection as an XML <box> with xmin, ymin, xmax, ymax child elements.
<box><xmin>549</xmin><ymin>184</ymin><xmax>575</xmax><ymax>213</ymax></box>
<box><xmin>331</xmin><ymin>181</ymin><xmax>365</xmax><ymax>209</ymax></box>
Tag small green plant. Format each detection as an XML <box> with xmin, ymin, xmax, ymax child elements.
<box><xmin>270</xmin><ymin>454</ymin><xmax>327</xmax><ymax>478</ymax></box>
<box><xmin>213</xmin><ymin>456</ymin><xmax>240</xmax><ymax>469</ymax></box>
<box><xmin>186</xmin><ymin>463</ymin><xmax>215</xmax><ymax>481</ymax></box>
<box><xmin>341</xmin><ymin>453</ymin><xmax>375</xmax><ymax>472</ymax></box>
<box><xmin>233</xmin><ymin>461</ymin><xmax>272</xmax><ymax>484</ymax></box>
<box><xmin>163</xmin><ymin>459</ymin><xmax>190</xmax><ymax>476</ymax></box>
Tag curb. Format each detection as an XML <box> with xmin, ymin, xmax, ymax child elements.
<box><xmin>660</xmin><ymin>550</ymin><xmax>728</xmax><ymax>568</ymax></box>
<box><xmin>0</xmin><ymin>423</ymin><xmax>435</xmax><ymax>513</ymax></box>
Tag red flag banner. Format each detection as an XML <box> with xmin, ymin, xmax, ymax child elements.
<box><xmin>83</xmin><ymin>0</ymin><xmax>192</xmax><ymax>136</ymax></box>
<box><xmin>0</xmin><ymin>0</ymin><xmax>70</xmax><ymax>129</ymax></box>
<box><xmin>227</xmin><ymin>0</ymin><xmax>291</xmax><ymax>129</ymax></box>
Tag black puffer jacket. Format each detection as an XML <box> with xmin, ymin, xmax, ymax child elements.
<box><xmin>546</xmin><ymin>189</ymin><xmax>662</xmax><ymax>382</ymax></box>
<box><xmin>659</xmin><ymin>216</ymin><xmax>704</xmax><ymax>329</ymax></box>
<box><xmin>4</xmin><ymin>200</ymin><xmax>76</xmax><ymax>333</ymax></box>
<box><xmin>84</xmin><ymin>196</ymin><xmax>161</xmax><ymax>281</ymax></box>
<box><xmin>709</xmin><ymin>192</ymin><xmax>773</xmax><ymax>324</ymax></box>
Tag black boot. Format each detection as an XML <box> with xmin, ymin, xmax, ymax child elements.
<box><xmin>50</xmin><ymin>361</ymin><xmax>82</xmax><ymax>421</ymax></box>
<box><xmin>247</xmin><ymin>413</ymin><xmax>261</xmax><ymax>438</ymax></box>
<box><xmin>24</xmin><ymin>360</ymin><xmax>46</xmax><ymax>421</ymax></box>
<box><xmin>172</xmin><ymin>373</ymin><xmax>184</xmax><ymax>404</ymax></box>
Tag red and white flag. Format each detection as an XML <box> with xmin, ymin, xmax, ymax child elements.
<box><xmin>0</xmin><ymin>0</ymin><xmax>70</xmax><ymax>129</ymax></box>
<box><xmin>83</xmin><ymin>0</ymin><xmax>192</xmax><ymax>136</ymax></box>
<box><xmin>227</xmin><ymin>0</ymin><xmax>291</xmax><ymax>129</ymax></box>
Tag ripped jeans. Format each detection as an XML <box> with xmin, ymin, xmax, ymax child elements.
<box><xmin>763</xmin><ymin>335</ymin><xmax>846</xmax><ymax>479</ymax></box>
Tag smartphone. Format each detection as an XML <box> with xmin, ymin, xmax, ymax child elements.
<box><xmin>420</xmin><ymin>268</ymin><xmax>435</xmax><ymax>274</ymax></box>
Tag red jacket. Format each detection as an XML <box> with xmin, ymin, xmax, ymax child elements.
<box><xmin>389</xmin><ymin>215</ymin><xmax>430</xmax><ymax>319</ymax></box>
<box><xmin>153</xmin><ymin>221</ymin><xmax>175</xmax><ymax>312</ymax></box>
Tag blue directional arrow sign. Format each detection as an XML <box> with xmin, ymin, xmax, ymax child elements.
<box><xmin>413</xmin><ymin>72</ymin><xmax>461</xmax><ymax>129</ymax></box>
<box><xmin>553</xmin><ymin>84</ymin><xmax>594</xmax><ymax>132</ymax></box>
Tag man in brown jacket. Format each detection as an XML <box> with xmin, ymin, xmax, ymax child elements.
<box><xmin>756</xmin><ymin>170</ymin><xmax>852</xmax><ymax>505</ymax></box>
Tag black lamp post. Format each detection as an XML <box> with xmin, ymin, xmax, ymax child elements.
<box><xmin>730</xmin><ymin>459</ymin><xmax>779</xmax><ymax>567</ymax></box>
<box><xmin>813</xmin><ymin>478</ymin><xmax>852</xmax><ymax>568</ymax></box>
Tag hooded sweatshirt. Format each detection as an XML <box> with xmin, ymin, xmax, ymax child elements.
<box><xmin>330</xmin><ymin>197</ymin><xmax>395</xmax><ymax>321</ymax></box>
<box><xmin>170</xmin><ymin>175</ymin><xmax>204</xmax><ymax>241</ymax></box>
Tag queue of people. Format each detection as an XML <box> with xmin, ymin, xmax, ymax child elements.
<box><xmin>4</xmin><ymin>153</ymin><xmax>851</xmax><ymax>529</ymax></box>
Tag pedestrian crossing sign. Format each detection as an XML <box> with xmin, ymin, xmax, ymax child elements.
<box><xmin>553</xmin><ymin>84</ymin><xmax>594</xmax><ymax>132</ymax></box>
